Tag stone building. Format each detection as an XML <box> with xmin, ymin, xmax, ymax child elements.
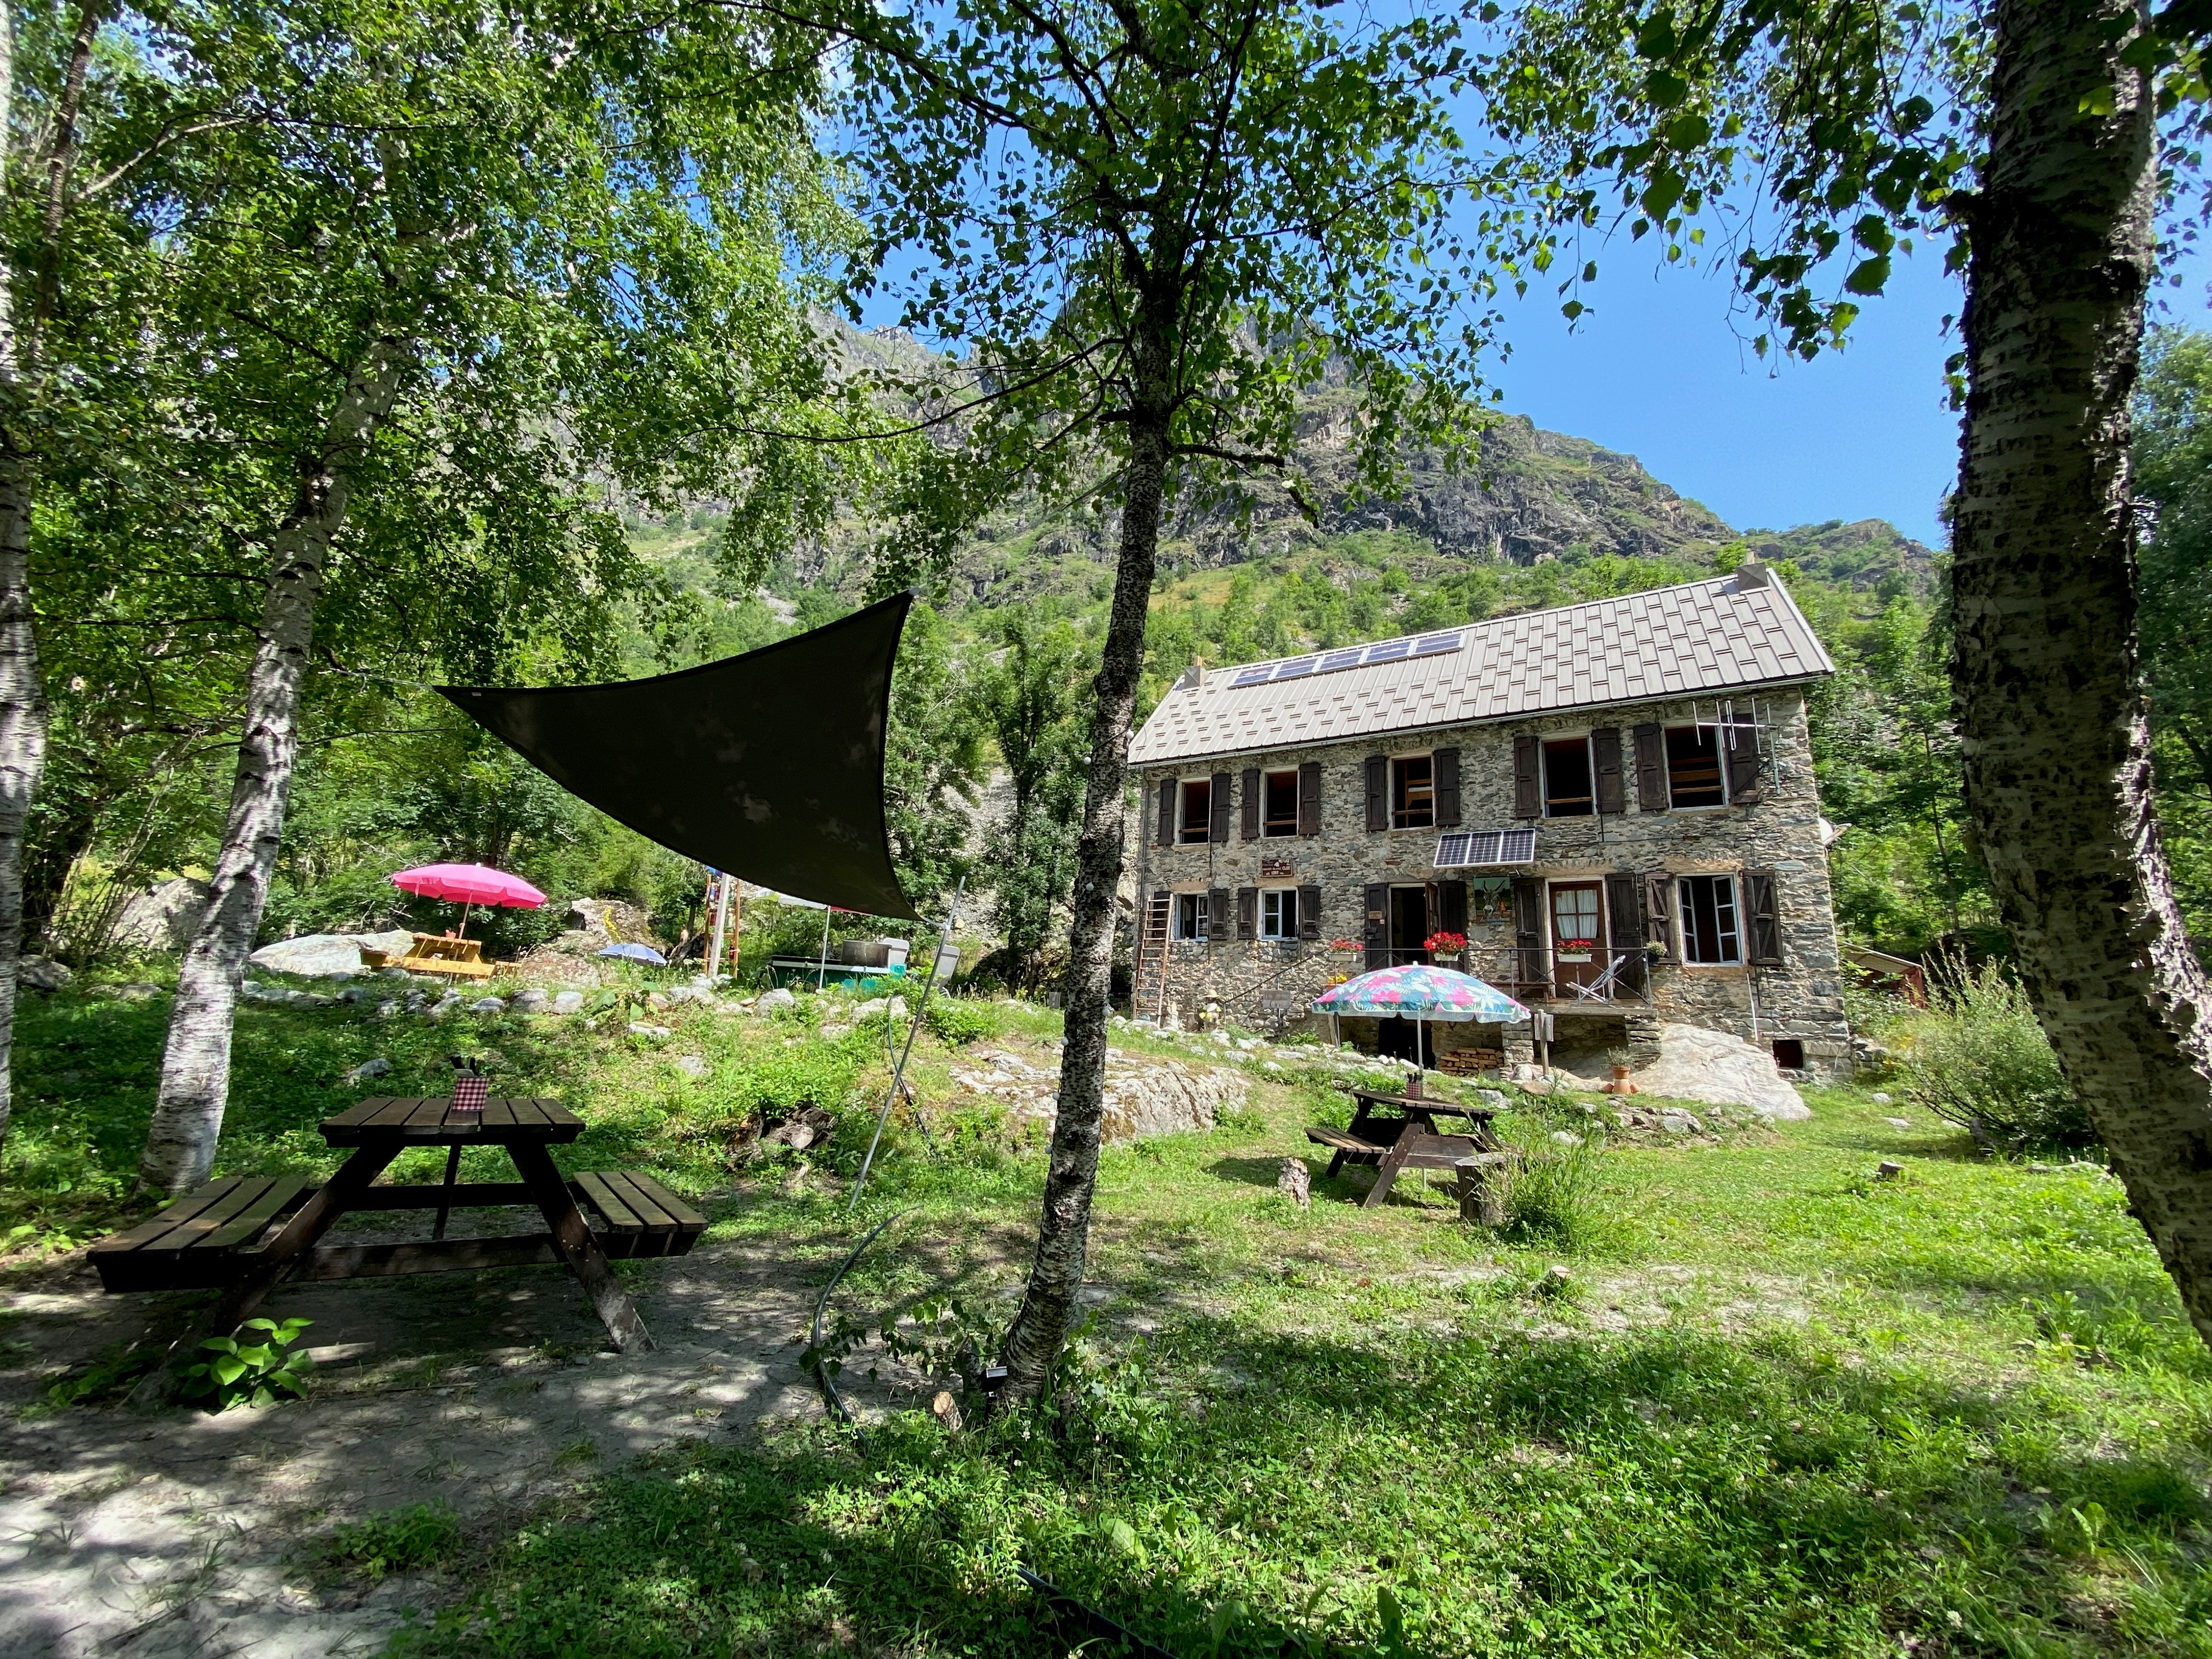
<box><xmin>1124</xmin><ymin>559</ymin><xmax>1853</xmax><ymax>1078</ymax></box>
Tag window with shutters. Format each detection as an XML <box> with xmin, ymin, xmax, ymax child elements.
<box><xmin>1174</xmin><ymin>892</ymin><xmax>1210</xmax><ymax>941</ymax></box>
<box><xmin>1390</xmin><ymin>755</ymin><xmax>1435</xmax><ymax>828</ymax></box>
<box><xmin>1260</xmin><ymin>889</ymin><xmax>1300</xmax><ymax>939</ymax></box>
<box><xmin>1543</xmin><ymin>737</ymin><xmax>1594</xmax><ymax>816</ymax></box>
<box><xmin>1262</xmin><ymin>770</ymin><xmax>1300</xmax><ymax>837</ymax></box>
<box><xmin>1176</xmin><ymin>778</ymin><xmax>1211</xmax><ymax>844</ymax></box>
<box><xmin>1676</xmin><ymin>873</ymin><xmax>1742</xmax><ymax>964</ymax></box>
<box><xmin>1664</xmin><ymin>726</ymin><xmax>1726</xmax><ymax>808</ymax></box>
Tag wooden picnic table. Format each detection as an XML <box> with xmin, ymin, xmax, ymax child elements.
<box><xmin>91</xmin><ymin>1097</ymin><xmax>702</xmax><ymax>1354</ymax></box>
<box><xmin>1304</xmin><ymin>1085</ymin><xmax>1504</xmax><ymax>1209</ymax></box>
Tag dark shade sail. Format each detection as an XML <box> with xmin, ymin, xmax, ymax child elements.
<box><xmin>439</xmin><ymin>593</ymin><xmax>919</xmax><ymax>920</ymax></box>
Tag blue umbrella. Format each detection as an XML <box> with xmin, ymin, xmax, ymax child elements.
<box><xmin>597</xmin><ymin>942</ymin><xmax>668</xmax><ymax>965</ymax></box>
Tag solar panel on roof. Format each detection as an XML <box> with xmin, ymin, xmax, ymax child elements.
<box><xmin>1273</xmin><ymin>656</ymin><xmax>1317</xmax><ymax>680</ymax></box>
<box><xmin>1319</xmin><ymin>647</ymin><xmax>1364</xmax><ymax>672</ymax></box>
<box><xmin>1367</xmin><ymin>639</ymin><xmax>1411</xmax><ymax>663</ymax></box>
<box><xmin>1232</xmin><ymin>665</ymin><xmax>1273</xmax><ymax>686</ymax></box>
<box><xmin>1414</xmin><ymin>632</ymin><xmax>1462</xmax><ymax>656</ymax></box>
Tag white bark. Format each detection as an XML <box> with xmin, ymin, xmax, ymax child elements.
<box><xmin>1954</xmin><ymin>1</ymin><xmax>2212</xmax><ymax>1346</ymax></box>
<box><xmin>139</xmin><ymin>340</ymin><xmax>408</xmax><ymax>1194</ymax></box>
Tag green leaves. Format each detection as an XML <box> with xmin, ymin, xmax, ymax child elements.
<box><xmin>179</xmin><ymin>1317</ymin><xmax>315</xmax><ymax>1411</ymax></box>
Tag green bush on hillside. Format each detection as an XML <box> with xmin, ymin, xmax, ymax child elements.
<box><xmin>1899</xmin><ymin>958</ymin><xmax>2094</xmax><ymax>1153</ymax></box>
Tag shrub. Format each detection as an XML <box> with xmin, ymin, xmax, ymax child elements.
<box><xmin>179</xmin><ymin>1316</ymin><xmax>314</xmax><ymax>1410</ymax></box>
<box><xmin>1899</xmin><ymin>957</ymin><xmax>2093</xmax><ymax>1153</ymax></box>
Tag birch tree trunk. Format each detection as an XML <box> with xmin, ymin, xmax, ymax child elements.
<box><xmin>138</xmin><ymin>341</ymin><xmax>408</xmax><ymax>1194</ymax></box>
<box><xmin>995</xmin><ymin>318</ymin><xmax>1172</xmax><ymax>1406</ymax></box>
<box><xmin>1953</xmin><ymin>0</ymin><xmax>2212</xmax><ymax>1345</ymax></box>
<box><xmin>0</xmin><ymin>8</ymin><xmax>47</xmax><ymax>1175</ymax></box>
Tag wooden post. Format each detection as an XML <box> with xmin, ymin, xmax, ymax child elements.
<box><xmin>1456</xmin><ymin>1154</ymin><xmax>1508</xmax><ymax>1227</ymax></box>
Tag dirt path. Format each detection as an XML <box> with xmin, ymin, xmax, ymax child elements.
<box><xmin>1</xmin><ymin>1237</ymin><xmax>834</xmax><ymax>1658</ymax></box>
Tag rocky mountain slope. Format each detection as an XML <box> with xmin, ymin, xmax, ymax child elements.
<box><xmin>802</xmin><ymin>319</ymin><xmax>1939</xmax><ymax>610</ymax></box>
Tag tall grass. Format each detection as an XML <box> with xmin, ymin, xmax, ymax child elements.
<box><xmin>1496</xmin><ymin>1120</ymin><xmax>1611</xmax><ymax>1250</ymax></box>
<box><xmin>1899</xmin><ymin>954</ymin><xmax>2094</xmax><ymax>1153</ymax></box>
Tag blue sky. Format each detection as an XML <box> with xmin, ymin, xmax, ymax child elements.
<box><xmin>1488</xmin><ymin>247</ymin><xmax>1967</xmax><ymax>546</ymax></box>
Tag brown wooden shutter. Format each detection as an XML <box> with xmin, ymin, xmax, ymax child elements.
<box><xmin>1424</xmin><ymin>881</ymin><xmax>1442</xmax><ymax>942</ymax></box>
<box><xmin>1592</xmin><ymin>727</ymin><xmax>1626</xmax><ymax>815</ymax></box>
<box><xmin>1605</xmin><ymin>872</ymin><xmax>1645</xmax><ymax>994</ymax></box>
<box><xmin>1156</xmin><ymin>779</ymin><xmax>1175</xmax><ymax>846</ymax></box>
<box><xmin>1633</xmin><ymin>722</ymin><xmax>1667</xmax><ymax>811</ymax></box>
<box><xmin>1209</xmin><ymin>771</ymin><xmax>1232</xmax><ymax>842</ymax></box>
<box><xmin>1643</xmin><ymin>872</ymin><xmax>1673</xmax><ymax>957</ymax></box>
<box><xmin>1297</xmin><ymin>883</ymin><xmax>1323</xmax><ymax>939</ymax></box>
<box><xmin>1438</xmin><ymin>878</ymin><xmax>1468</xmax><ymax>936</ymax></box>
<box><xmin>1513</xmin><ymin>735</ymin><xmax>1541</xmax><ymax>819</ymax></box>
<box><xmin>1434</xmin><ymin>747</ymin><xmax>1462</xmax><ymax>827</ymax></box>
<box><xmin>1240</xmin><ymin>768</ymin><xmax>1261</xmax><ymax>839</ymax></box>
<box><xmin>1744</xmin><ymin>870</ymin><xmax>1782</xmax><ymax>964</ymax></box>
<box><xmin>1208</xmin><ymin>885</ymin><xmax>1231</xmax><ymax>943</ymax></box>
<box><xmin>1510</xmin><ymin>874</ymin><xmax>1545</xmax><ymax>991</ymax></box>
<box><xmin>1725</xmin><ymin>725</ymin><xmax>1762</xmax><ymax>804</ymax></box>
<box><xmin>1364</xmin><ymin>754</ymin><xmax>1388</xmax><ymax>831</ymax></box>
<box><xmin>1236</xmin><ymin>886</ymin><xmax>1257</xmax><ymax>940</ymax></box>
<box><xmin>1364</xmin><ymin>882</ymin><xmax>1389</xmax><ymax>969</ymax></box>
<box><xmin>1297</xmin><ymin>761</ymin><xmax>1323</xmax><ymax>836</ymax></box>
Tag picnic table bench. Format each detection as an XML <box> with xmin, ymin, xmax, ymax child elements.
<box><xmin>1305</xmin><ymin>1085</ymin><xmax>1504</xmax><ymax>1209</ymax></box>
<box><xmin>92</xmin><ymin>1097</ymin><xmax>701</xmax><ymax>1354</ymax></box>
<box><xmin>360</xmin><ymin>933</ymin><xmax>495</xmax><ymax>978</ymax></box>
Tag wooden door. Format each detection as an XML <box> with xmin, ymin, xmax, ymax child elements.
<box><xmin>1550</xmin><ymin>881</ymin><xmax>1606</xmax><ymax>994</ymax></box>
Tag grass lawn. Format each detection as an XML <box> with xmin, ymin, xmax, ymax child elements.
<box><xmin>4</xmin><ymin>975</ymin><xmax>2209</xmax><ymax>1657</ymax></box>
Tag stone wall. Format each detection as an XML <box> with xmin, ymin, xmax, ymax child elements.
<box><xmin>1129</xmin><ymin>687</ymin><xmax>1853</xmax><ymax>1077</ymax></box>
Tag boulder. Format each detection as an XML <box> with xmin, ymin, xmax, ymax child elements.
<box><xmin>111</xmin><ymin>876</ymin><xmax>212</xmax><ymax>954</ymax></box>
<box><xmin>467</xmin><ymin>996</ymin><xmax>506</xmax><ymax>1015</ymax></box>
<box><xmin>241</xmin><ymin>980</ymin><xmax>288</xmax><ymax>1003</ymax></box>
<box><xmin>757</xmin><ymin>986</ymin><xmax>796</xmax><ymax>1012</ymax></box>
<box><xmin>18</xmin><ymin>956</ymin><xmax>71</xmax><ymax>992</ymax></box>
<box><xmin>351</xmin><ymin>928</ymin><xmax>417</xmax><ymax>960</ymax></box>
<box><xmin>342</xmin><ymin>1057</ymin><xmax>393</xmax><ymax>1085</ymax></box>
<box><xmin>510</xmin><ymin>988</ymin><xmax>551</xmax><ymax>1013</ymax></box>
<box><xmin>1631</xmin><ymin>1023</ymin><xmax>1810</xmax><ymax>1120</ymax></box>
<box><xmin>551</xmin><ymin>990</ymin><xmax>585</xmax><ymax>1014</ymax></box>
<box><xmin>249</xmin><ymin>934</ymin><xmax>364</xmax><ymax>978</ymax></box>
<box><xmin>90</xmin><ymin>982</ymin><xmax>162</xmax><ymax>1002</ymax></box>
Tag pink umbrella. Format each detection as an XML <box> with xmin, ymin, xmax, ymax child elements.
<box><xmin>390</xmin><ymin>864</ymin><xmax>545</xmax><ymax>938</ymax></box>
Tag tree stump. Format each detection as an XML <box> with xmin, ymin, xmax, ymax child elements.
<box><xmin>1277</xmin><ymin>1157</ymin><xmax>1311</xmax><ymax>1209</ymax></box>
<box><xmin>1455</xmin><ymin>1153</ymin><xmax>1510</xmax><ymax>1226</ymax></box>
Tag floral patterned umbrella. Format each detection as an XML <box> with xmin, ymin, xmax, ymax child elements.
<box><xmin>1313</xmin><ymin>963</ymin><xmax>1529</xmax><ymax>1024</ymax></box>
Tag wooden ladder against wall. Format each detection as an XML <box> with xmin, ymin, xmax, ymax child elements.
<box><xmin>1132</xmin><ymin>893</ymin><xmax>1172</xmax><ymax>1021</ymax></box>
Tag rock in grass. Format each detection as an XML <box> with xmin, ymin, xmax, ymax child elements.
<box><xmin>247</xmin><ymin>933</ymin><xmax>365</xmax><ymax>978</ymax></box>
<box><xmin>674</xmin><ymin>1054</ymin><xmax>708</xmax><ymax>1079</ymax></box>
<box><xmin>1628</xmin><ymin>1023</ymin><xmax>1810</xmax><ymax>1120</ymax></box>
<box><xmin>468</xmin><ymin>996</ymin><xmax>506</xmax><ymax>1015</ymax></box>
<box><xmin>426</xmin><ymin>994</ymin><xmax>464</xmax><ymax>1020</ymax></box>
<box><xmin>551</xmin><ymin>990</ymin><xmax>585</xmax><ymax>1014</ymax></box>
<box><xmin>1277</xmin><ymin>1157</ymin><xmax>1311</xmax><ymax>1209</ymax></box>
<box><xmin>342</xmin><ymin>1057</ymin><xmax>393</xmax><ymax>1085</ymax></box>
<box><xmin>627</xmin><ymin>1020</ymin><xmax>672</xmax><ymax>1041</ymax></box>
<box><xmin>18</xmin><ymin>956</ymin><xmax>71</xmax><ymax>992</ymax></box>
<box><xmin>757</xmin><ymin>987</ymin><xmax>796</xmax><ymax>1012</ymax></box>
<box><xmin>1875</xmin><ymin>1160</ymin><xmax>1904</xmax><ymax>1181</ymax></box>
<box><xmin>511</xmin><ymin>988</ymin><xmax>550</xmax><ymax>1013</ymax></box>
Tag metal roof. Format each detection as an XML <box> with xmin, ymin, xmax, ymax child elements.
<box><xmin>1128</xmin><ymin>565</ymin><xmax>1835</xmax><ymax>768</ymax></box>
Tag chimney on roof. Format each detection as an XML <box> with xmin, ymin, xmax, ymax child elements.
<box><xmin>1179</xmin><ymin>658</ymin><xmax>1205</xmax><ymax>691</ymax></box>
<box><xmin>1734</xmin><ymin>552</ymin><xmax>1773</xmax><ymax>589</ymax></box>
